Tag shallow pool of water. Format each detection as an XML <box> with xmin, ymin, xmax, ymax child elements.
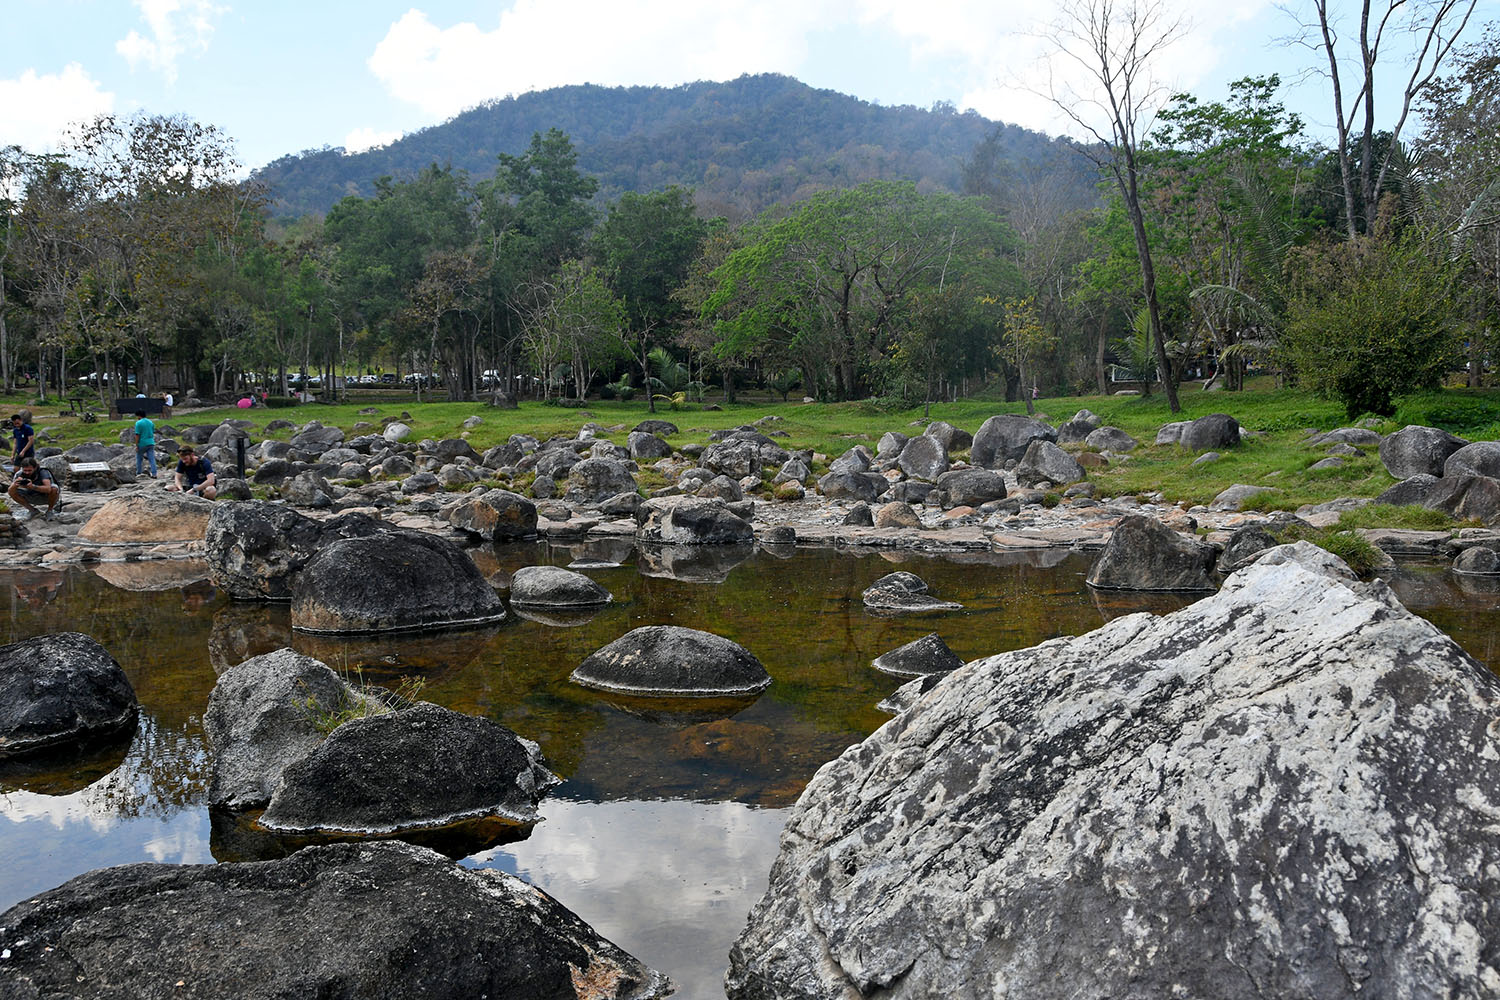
<box><xmin>1</xmin><ymin>545</ymin><xmax>1495</xmax><ymax>997</ymax></box>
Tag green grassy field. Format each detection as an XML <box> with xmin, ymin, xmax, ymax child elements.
<box><xmin>13</xmin><ymin>383</ymin><xmax>1500</xmax><ymax>517</ymax></box>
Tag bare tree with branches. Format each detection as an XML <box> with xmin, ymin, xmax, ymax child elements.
<box><xmin>1289</xmin><ymin>0</ymin><xmax>1478</xmax><ymax>237</ymax></box>
<box><xmin>1040</xmin><ymin>0</ymin><xmax>1187</xmax><ymax>412</ymax></box>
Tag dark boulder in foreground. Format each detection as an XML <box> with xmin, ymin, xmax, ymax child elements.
<box><xmin>508</xmin><ymin>565</ymin><xmax>612</xmax><ymax>608</ymax></box>
<box><xmin>0</xmin><ymin>633</ymin><xmax>136</xmax><ymax>759</ymax></box>
<box><xmin>728</xmin><ymin>549</ymin><xmax>1500</xmax><ymax>1000</ymax></box>
<box><xmin>1086</xmin><ymin>514</ymin><xmax>1218</xmax><ymax>591</ymax></box>
<box><xmin>291</xmin><ymin>530</ymin><xmax>506</xmax><ymax>633</ymax></box>
<box><xmin>259</xmin><ymin>702</ymin><xmax>557</xmax><ymax>835</ymax></box>
<box><xmin>0</xmin><ymin>841</ymin><xmax>670</xmax><ymax>1000</ymax></box>
<box><xmin>871</xmin><ymin>632</ymin><xmax>963</xmax><ymax>678</ymax></box>
<box><xmin>572</xmin><ymin>625</ymin><xmax>771</xmax><ymax>697</ymax></box>
<box><xmin>862</xmin><ymin>572</ymin><xmax>963</xmax><ymax>613</ymax></box>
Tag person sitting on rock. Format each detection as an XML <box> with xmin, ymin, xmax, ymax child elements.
<box><xmin>8</xmin><ymin>456</ymin><xmax>60</xmax><ymax>520</ymax></box>
<box><xmin>168</xmin><ymin>445</ymin><xmax>217</xmax><ymax>499</ymax></box>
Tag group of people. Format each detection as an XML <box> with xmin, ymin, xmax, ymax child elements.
<box><xmin>4</xmin><ymin>410</ymin><xmax>217</xmax><ymax>522</ymax></box>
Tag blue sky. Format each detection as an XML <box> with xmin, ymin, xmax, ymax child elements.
<box><xmin>4</xmin><ymin>1</ymin><xmax>1496</xmax><ymax>174</ymax></box>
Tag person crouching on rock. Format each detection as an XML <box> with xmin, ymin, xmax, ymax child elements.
<box><xmin>169</xmin><ymin>445</ymin><xmax>217</xmax><ymax>499</ymax></box>
<box><xmin>9</xmin><ymin>456</ymin><xmax>60</xmax><ymax>521</ymax></box>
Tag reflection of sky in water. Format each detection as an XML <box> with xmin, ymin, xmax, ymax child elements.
<box><xmin>3</xmin><ymin>553</ymin><xmax>1500</xmax><ymax>997</ymax></box>
<box><xmin>469</xmin><ymin>796</ymin><xmax>787</xmax><ymax>1000</ymax></box>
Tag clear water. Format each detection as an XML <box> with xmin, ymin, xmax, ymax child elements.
<box><xmin>0</xmin><ymin>546</ymin><xmax>1493</xmax><ymax>997</ymax></box>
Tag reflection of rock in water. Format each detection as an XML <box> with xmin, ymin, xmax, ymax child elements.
<box><xmin>209</xmin><ymin>806</ymin><xmax>535</xmax><ymax>863</ymax></box>
<box><xmin>511</xmin><ymin>604</ymin><xmax>605</xmax><ymax>628</ymax></box>
<box><xmin>637</xmin><ymin>543</ymin><xmax>753</xmax><ymax>584</ymax></box>
<box><xmin>209</xmin><ymin>603</ymin><xmax>291</xmax><ymax>675</ymax></box>
<box><xmin>11</xmin><ymin>568</ymin><xmax>66</xmax><ymax>608</ymax></box>
<box><xmin>1089</xmin><ymin>586</ymin><xmax>1200</xmax><ymax>622</ymax></box>
<box><xmin>292</xmin><ymin>625</ymin><xmax>504</xmax><ymax>684</ymax></box>
<box><xmin>0</xmin><ymin>735</ymin><xmax>132</xmax><ymax>796</ymax></box>
<box><xmin>578</xmin><ymin>690</ymin><xmax>765</xmax><ymax>725</ymax></box>
<box><xmin>1454</xmin><ymin>572</ymin><xmax>1500</xmax><ymax>597</ymax></box>
<box><xmin>91</xmin><ymin>558</ymin><xmax>211</xmax><ymax>592</ymax></box>
<box><xmin>565</xmin><ymin>536</ymin><xmax>635</xmax><ymax>567</ymax></box>
<box><xmin>757</xmin><ymin>541</ymin><xmax>797</xmax><ymax>561</ymax></box>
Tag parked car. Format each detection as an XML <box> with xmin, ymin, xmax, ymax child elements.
<box><xmin>379</xmin><ymin>374</ymin><xmax>397</xmax><ymax>384</ymax></box>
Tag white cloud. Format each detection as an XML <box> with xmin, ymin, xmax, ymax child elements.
<box><xmin>0</xmin><ymin>64</ymin><xmax>116</xmax><ymax>153</ymax></box>
<box><xmin>343</xmin><ymin>126</ymin><xmax>404</xmax><ymax>154</ymax></box>
<box><xmin>116</xmin><ymin>0</ymin><xmax>228</xmax><ymax>84</ymax></box>
<box><xmin>368</xmin><ymin>1</ymin><xmax>841</xmax><ymax>119</ymax></box>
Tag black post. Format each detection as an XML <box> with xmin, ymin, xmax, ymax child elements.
<box><xmin>236</xmin><ymin>437</ymin><xmax>247</xmax><ymax>480</ymax></box>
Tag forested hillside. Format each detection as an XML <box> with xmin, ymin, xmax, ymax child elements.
<box><xmin>252</xmin><ymin>74</ymin><xmax>1094</xmax><ymax>220</ymax></box>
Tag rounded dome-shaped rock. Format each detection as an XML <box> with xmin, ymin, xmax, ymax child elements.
<box><xmin>1454</xmin><ymin>546</ymin><xmax>1500</xmax><ymax>576</ymax></box>
<box><xmin>508</xmin><ymin>565</ymin><xmax>612</xmax><ymax>609</ymax></box>
<box><xmin>77</xmin><ymin>492</ymin><xmax>215</xmax><ymax>544</ymax></box>
<box><xmin>1443</xmin><ymin>440</ymin><xmax>1500</xmax><ymax>479</ymax></box>
<box><xmin>862</xmin><ymin>572</ymin><xmax>964</xmax><ymax>613</ymax></box>
<box><xmin>206</xmin><ymin>503</ymin><xmax>386</xmax><ymax>600</ymax></box>
<box><xmin>259</xmin><ymin>702</ymin><xmax>559</xmax><ymax>834</ymax></box>
<box><xmin>872</xmin><ymin>632</ymin><xmax>964</xmax><ymax>678</ymax></box>
<box><xmin>1084</xmin><ymin>426</ymin><xmax>1138</xmax><ymax>452</ymax></box>
<box><xmin>571</xmin><ymin>625</ymin><xmax>771</xmax><ymax>698</ymax></box>
<box><xmin>291</xmin><ymin>530</ymin><xmax>506</xmax><ymax>634</ymax></box>
<box><xmin>0</xmin><ymin>632</ymin><xmax>137</xmax><ymax>758</ymax></box>
<box><xmin>971</xmin><ymin>414</ymin><xmax>1056</xmax><ymax>468</ymax></box>
<box><xmin>1380</xmin><ymin>425</ymin><xmax>1467</xmax><ymax>479</ymax></box>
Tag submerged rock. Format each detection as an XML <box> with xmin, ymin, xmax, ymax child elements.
<box><xmin>862</xmin><ymin>572</ymin><xmax>963</xmax><ymax>613</ymax></box>
<box><xmin>729</xmin><ymin>551</ymin><xmax>1500</xmax><ymax>1000</ymax></box>
<box><xmin>0</xmin><ymin>633</ymin><xmax>136</xmax><ymax>760</ymax></box>
<box><xmin>259</xmin><ymin>702</ymin><xmax>557</xmax><ymax>835</ymax></box>
<box><xmin>871</xmin><ymin>632</ymin><xmax>964</xmax><ymax>678</ymax></box>
<box><xmin>572</xmin><ymin>625</ymin><xmax>771</xmax><ymax>697</ymax></box>
<box><xmin>0</xmin><ymin>841</ymin><xmax>671</xmax><ymax>1000</ymax></box>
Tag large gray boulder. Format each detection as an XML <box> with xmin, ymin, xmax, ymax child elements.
<box><xmin>1014</xmin><ymin>439</ymin><xmax>1085</xmax><ymax>487</ymax></box>
<box><xmin>728</xmin><ymin>552</ymin><xmax>1500</xmax><ymax>1000</ymax></box>
<box><xmin>572</xmin><ymin>625</ymin><xmax>771</xmax><ymax>697</ymax></box>
<box><xmin>288</xmin><ymin>422</ymin><xmax>344</xmax><ymax>457</ymax></box>
<box><xmin>922</xmin><ymin>421</ymin><xmax>972</xmax><ymax>452</ymax></box>
<box><xmin>1084</xmin><ymin>426</ymin><xmax>1137</xmax><ymax>452</ymax></box>
<box><xmin>0</xmin><ymin>841</ymin><xmax>670</xmax><ymax>1000</ymax></box>
<box><xmin>291</xmin><ymin>530</ymin><xmax>506</xmax><ymax>633</ymax></box>
<box><xmin>1086</xmin><ymin>514</ymin><xmax>1217</xmax><ymax>591</ymax></box>
<box><xmin>205</xmin><ymin>503</ymin><xmax>385</xmax><ymax>600</ymax></box>
<box><xmin>871</xmin><ymin>632</ymin><xmax>964</xmax><ymax>678</ymax></box>
<box><xmin>933</xmin><ymin>468</ymin><xmax>1007</xmax><ymax>508</ymax></box>
<box><xmin>259</xmin><ymin>702</ymin><xmax>558</xmax><ymax>834</ymax></box>
<box><xmin>627</xmin><ymin>430</ymin><xmax>672</xmax><ymax>461</ymax></box>
<box><xmin>508</xmin><ymin>565</ymin><xmax>612</xmax><ymax>608</ymax></box>
<box><xmin>0</xmin><ymin>633</ymin><xmax>136</xmax><ymax>759</ymax></box>
<box><xmin>447</xmin><ymin>488</ymin><xmax>538</xmax><ymax>541</ymax></box>
<box><xmin>703</xmin><ymin>437</ymin><xmax>789</xmax><ymax>479</ymax></box>
<box><xmin>203</xmin><ymin>648</ymin><xmax>375</xmax><ymax>809</ymax></box>
<box><xmin>565</xmin><ymin>457</ymin><xmax>638</xmax><ymax>504</ymax></box>
<box><xmin>1422</xmin><ymin>474</ymin><xmax>1500</xmax><ymax>526</ymax></box>
<box><xmin>1443</xmin><ymin>440</ymin><xmax>1500</xmax><ymax>480</ymax></box>
<box><xmin>1179</xmin><ymin>413</ymin><xmax>1241</xmax><ymax>451</ymax></box>
<box><xmin>971</xmin><ymin>414</ymin><xmax>1055</xmax><ymax>468</ymax></box>
<box><xmin>1380</xmin><ymin>425</ymin><xmax>1464</xmax><ymax>479</ymax></box>
<box><xmin>896</xmin><ymin>435</ymin><xmax>949</xmax><ymax>481</ymax></box>
<box><xmin>1376</xmin><ymin>474</ymin><xmax>1441</xmax><ymax>507</ymax></box>
<box><xmin>817</xmin><ymin>470</ymin><xmax>883</xmax><ymax>502</ymax></box>
<box><xmin>636</xmin><ymin>496</ymin><xmax>755</xmax><ymax>546</ymax></box>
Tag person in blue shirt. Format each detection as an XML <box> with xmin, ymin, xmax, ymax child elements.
<box><xmin>169</xmin><ymin>446</ymin><xmax>216</xmax><ymax>499</ymax></box>
<box><xmin>133</xmin><ymin>411</ymin><xmax>157</xmax><ymax>478</ymax></box>
<box><xmin>9</xmin><ymin>414</ymin><xmax>34</xmax><ymax>469</ymax></box>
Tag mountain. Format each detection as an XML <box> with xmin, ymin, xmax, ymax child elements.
<box><xmin>251</xmin><ymin>73</ymin><xmax>1095</xmax><ymax>221</ymax></box>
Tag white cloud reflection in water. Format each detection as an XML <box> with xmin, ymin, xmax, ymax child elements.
<box><xmin>467</xmin><ymin>796</ymin><xmax>788</xmax><ymax>999</ymax></box>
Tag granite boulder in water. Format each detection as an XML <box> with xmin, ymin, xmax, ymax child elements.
<box><xmin>728</xmin><ymin>549</ymin><xmax>1500</xmax><ymax>1000</ymax></box>
<box><xmin>508</xmin><ymin>565</ymin><xmax>612</xmax><ymax>608</ymax></box>
<box><xmin>871</xmin><ymin>632</ymin><xmax>963</xmax><ymax>678</ymax></box>
<box><xmin>1086</xmin><ymin>513</ymin><xmax>1217</xmax><ymax>591</ymax></box>
<box><xmin>862</xmin><ymin>572</ymin><xmax>963</xmax><ymax>612</ymax></box>
<box><xmin>0</xmin><ymin>633</ymin><xmax>136</xmax><ymax>759</ymax></box>
<box><xmin>572</xmin><ymin>625</ymin><xmax>770</xmax><ymax>697</ymax></box>
<box><xmin>205</xmin><ymin>502</ymin><xmax>385</xmax><ymax>600</ymax></box>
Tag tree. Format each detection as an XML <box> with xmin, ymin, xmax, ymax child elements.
<box><xmin>515</xmin><ymin>259</ymin><xmax>624</xmax><ymax>402</ymax></box>
<box><xmin>1281</xmin><ymin>230</ymin><xmax>1460</xmax><ymax>416</ymax></box>
<box><xmin>704</xmin><ymin>181</ymin><xmax>1013</xmax><ymax>399</ymax></box>
<box><xmin>1042</xmin><ymin>0</ymin><xmax>1187</xmax><ymax>412</ymax></box>
<box><xmin>1294</xmin><ymin>0</ymin><xmax>1478</xmax><ymax>237</ymax></box>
